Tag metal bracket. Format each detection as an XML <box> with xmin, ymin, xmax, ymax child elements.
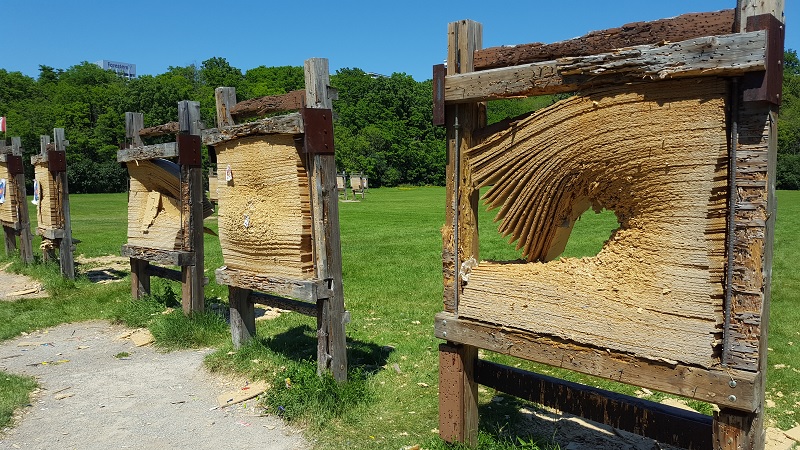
<box><xmin>177</xmin><ymin>133</ymin><xmax>202</xmax><ymax>166</ymax></box>
<box><xmin>433</xmin><ymin>64</ymin><xmax>446</xmax><ymax>126</ymax></box>
<box><xmin>47</xmin><ymin>150</ymin><xmax>67</xmax><ymax>173</ymax></box>
<box><xmin>301</xmin><ymin>108</ymin><xmax>335</xmax><ymax>155</ymax></box>
<box><xmin>743</xmin><ymin>14</ymin><xmax>785</xmax><ymax>105</ymax></box>
<box><xmin>6</xmin><ymin>155</ymin><xmax>24</xmax><ymax>176</ymax></box>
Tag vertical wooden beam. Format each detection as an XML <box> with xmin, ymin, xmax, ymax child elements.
<box><xmin>229</xmin><ymin>286</ymin><xmax>255</xmax><ymax>348</ymax></box>
<box><xmin>53</xmin><ymin>128</ymin><xmax>75</xmax><ymax>280</ymax></box>
<box><xmin>130</xmin><ymin>258</ymin><xmax>151</xmax><ymax>299</ymax></box>
<box><xmin>305</xmin><ymin>57</ymin><xmax>348</xmax><ymax>382</ymax></box>
<box><xmin>178</xmin><ymin>101</ymin><xmax>205</xmax><ymax>315</ymax></box>
<box><xmin>715</xmin><ymin>2</ymin><xmax>783</xmax><ymax>449</ymax></box>
<box><xmin>125</xmin><ymin>112</ymin><xmax>144</xmax><ymax>148</ymax></box>
<box><xmin>11</xmin><ymin>137</ymin><xmax>33</xmax><ymax>264</ymax></box>
<box><xmin>215</xmin><ymin>87</ymin><xmax>237</xmax><ymax>127</ymax></box>
<box><xmin>2</xmin><ymin>226</ymin><xmax>15</xmax><ymax>255</ymax></box>
<box><xmin>440</xmin><ymin>19</ymin><xmax>483</xmax><ymax>448</ymax></box>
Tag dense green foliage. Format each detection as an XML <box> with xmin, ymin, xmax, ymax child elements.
<box><xmin>3</xmin><ymin>49</ymin><xmax>800</xmax><ymax>191</ymax></box>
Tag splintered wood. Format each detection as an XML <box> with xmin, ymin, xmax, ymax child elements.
<box><xmin>215</xmin><ymin>135</ymin><xmax>313</xmax><ymax>279</ymax></box>
<box><xmin>460</xmin><ymin>78</ymin><xmax>728</xmax><ymax>367</ymax></box>
<box><xmin>0</xmin><ymin>162</ymin><xmax>19</xmax><ymax>224</ymax></box>
<box><xmin>33</xmin><ymin>164</ymin><xmax>63</xmax><ymax>230</ymax></box>
<box><xmin>127</xmin><ymin>160</ymin><xmax>183</xmax><ymax>250</ymax></box>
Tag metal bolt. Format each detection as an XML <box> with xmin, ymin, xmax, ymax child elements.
<box><xmin>443</xmin><ymin>331</ymin><xmax>447</xmax><ymax>337</ymax></box>
<box><xmin>442</xmin><ymin>320</ymin><xmax>447</xmax><ymax>326</ymax></box>
<box><xmin>728</xmin><ymin>395</ymin><xmax>737</xmax><ymax>402</ymax></box>
<box><xmin>729</xmin><ymin>380</ymin><xmax>737</xmax><ymax>388</ymax></box>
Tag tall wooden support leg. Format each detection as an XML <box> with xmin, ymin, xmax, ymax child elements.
<box><xmin>178</xmin><ymin>101</ymin><xmax>204</xmax><ymax>315</ymax></box>
<box><xmin>714</xmin><ymin>2</ymin><xmax>783</xmax><ymax>449</ymax></box>
<box><xmin>54</xmin><ymin>129</ymin><xmax>75</xmax><ymax>280</ymax></box>
<box><xmin>440</xmin><ymin>20</ymin><xmax>483</xmax><ymax>447</ymax></box>
<box><xmin>3</xmin><ymin>226</ymin><xmax>15</xmax><ymax>255</ymax></box>
<box><xmin>439</xmin><ymin>343</ymin><xmax>478</xmax><ymax>446</ymax></box>
<box><xmin>305</xmin><ymin>58</ymin><xmax>348</xmax><ymax>382</ymax></box>
<box><xmin>229</xmin><ymin>286</ymin><xmax>255</xmax><ymax>349</ymax></box>
<box><xmin>130</xmin><ymin>258</ymin><xmax>151</xmax><ymax>299</ymax></box>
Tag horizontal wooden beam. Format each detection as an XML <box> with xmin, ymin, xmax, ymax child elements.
<box><xmin>121</xmin><ymin>244</ymin><xmax>195</xmax><ymax>266</ymax></box>
<box><xmin>202</xmin><ymin>113</ymin><xmax>304</xmax><ymax>147</ymax></box>
<box><xmin>474</xmin><ymin>9</ymin><xmax>736</xmax><ymax>70</ymax></box>
<box><xmin>215</xmin><ymin>267</ymin><xmax>331</xmax><ymax>303</ymax></box>
<box><xmin>435</xmin><ymin>313</ymin><xmax>759</xmax><ymax>412</ymax></box>
<box><xmin>1</xmin><ymin>220</ymin><xmax>23</xmax><ymax>231</ymax></box>
<box><xmin>476</xmin><ymin>360</ymin><xmax>713</xmax><ymax>450</ymax></box>
<box><xmin>117</xmin><ymin>143</ymin><xmax>178</xmax><ymax>163</ymax></box>
<box><xmin>446</xmin><ymin>30</ymin><xmax>767</xmax><ymax>103</ymax></box>
<box><xmin>230</xmin><ymin>90</ymin><xmax>306</xmax><ymax>119</ymax></box>
<box><xmin>139</xmin><ymin>121</ymin><xmax>179</xmax><ymax>138</ymax></box>
<box><xmin>37</xmin><ymin>228</ymin><xmax>65</xmax><ymax>239</ymax></box>
<box><xmin>249</xmin><ymin>291</ymin><xmax>316</xmax><ymax>317</ymax></box>
<box><xmin>145</xmin><ymin>264</ymin><xmax>209</xmax><ymax>285</ymax></box>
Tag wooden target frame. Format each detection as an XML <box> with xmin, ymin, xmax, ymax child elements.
<box><xmin>0</xmin><ymin>137</ymin><xmax>33</xmax><ymax>263</ymax></box>
<box><xmin>435</xmin><ymin>2</ymin><xmax>783</xmax><ymax>449</ymax></box>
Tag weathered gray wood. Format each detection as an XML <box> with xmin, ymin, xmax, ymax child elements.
<box><xmin>11</xmin><ymin>137</ymin><xmax>33</xmax><ymax>264</ymax></box>
<box><xmin>441</xmin><ymin>19</ymin><xmax>483</xmax><ymax>448</ymax></box>
<box><xmin>474</xmin><ymin>10</ymin><xmax>736</xmax><ymax>70</ymax></box>
<box><xmin>3</xmin><ymin>226</ymin><xmax>15</xmax><ymax>255</ymax></box>
<box><xmin>305</xmin><ymin>57</ymin><xmax>348</xmax><ymax>382</ymax></box>
<box><xmin>215</xmin><ymin>267</ymin><xmax>330</xmax><ymax>303</ymax></box>
<box><xmin>146</xmin><ymin>264</ymin><xmax>208</xmax><ymax>285</ymax></box>
<box><xmin>229</xmin><ymin>286</ymin><xmax>255</xmax><ymax>349</ymax></box>
<box><xmin>439</xmin><ymin>343</ymin><xmax>478</xmax><ymax>446</ymax></box>
<box><xmin>201</xmin><ymin>113</ymin><xmax>304</xmax><ymax>146</ymax></box>
<box><xmin>117</xmin><ymin>143</ymin><xmax>178</xmax><ymax>163</ymax></box>
<box><xmin>250</xmin><ymin>291</ymin><xmax>316</xmax><ymax>317</ymax></box>
<box><xmin>477</xmin><ymin>360</ymin><xmax>713</xmax><ymax>450</ymax></box>
<box><xmin>125</xmin><ymin>112</ymin><xmax>144</xmax><ymax>147</ymax></box>
<box><xmin>737</xmin><ymin>0</ymin><xmax>784</xmax><ymax>32</ymax></box>
<box><xmin>130</xmin><ymin>258</ymin><xmax>151</xmax><ymax>299</ymax></box>
<box><xmin>215</xmin><ymin>87</ymin><xmax>237</xmax><ymax>128</ymax></box>
<box><xmin>121</xmin><ymin>244</ymin><xmax>195</xmax><ymax>266</ymax></box>
<box><xmin>435</xmin><ymin>312</ymin><xmax>759</xmax><ymax>412</ymax></box>
<box><xmin>445</xmin><ymin>30</ymin><xmax>768</xmax><ymax>104</ymax></box>
<box><xmin>38</xmin><ymin>228</ymin><xmax>65</xmax><ymax>239</ymax></box>
<box><xmin>53</xmin><ymin>128</ymin><xmax>75</xmax><ymax>280</ymax></box>
<box><xmin>230</xmin><ymin>90</ymin><xmax>305</xmax><ymax>119</ymax></box>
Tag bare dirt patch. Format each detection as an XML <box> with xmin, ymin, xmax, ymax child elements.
<box><xmin>0</xmin><ymin>264</ymin><xmax>47</xmax><ymax>301</ymax></box>
<box><xmin>0</xmin><ymin>321</ymin><xmax>307</xmax><ymax>449</ymax></box>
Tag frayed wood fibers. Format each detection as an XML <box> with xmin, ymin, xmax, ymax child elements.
<box><xmin>34</xmin><ymin>164</ymin><xmax>63</xmax><ymax>230</ymax></box>
<box><xmin>461</xmin><ymin>78</ymin><xmax>728</xmax><ymax>367</ymax></box>
<box><xmin>127</xmin><ymin>160</ymin><xmax>183</xmax><ymax>250</ymax></box>
<box><xmin>216</xmin><ymin>135</ymin><xmax>313</xmax><ymax>279</ymax></box>
<box><xmin>0</xmin><ymin>162</ymin><xmax>19</xmax><ymax>224</ymax></box>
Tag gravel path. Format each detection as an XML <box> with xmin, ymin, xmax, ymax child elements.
<box><xmin>0</xmin><ymin>320</ymin><xmax>308</xmax><ymax>450</ymax></box>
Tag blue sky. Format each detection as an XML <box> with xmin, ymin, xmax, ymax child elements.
<box><xmin>3</xmin><ymin>1</ymin><xmax>797</xmax><ymax>82</ymax></box>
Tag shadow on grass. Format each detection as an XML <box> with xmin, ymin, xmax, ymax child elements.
<box><xmin>259</xmin><ymin>324</ymin><xmax>394</xmax><ymax>372</ymax></box>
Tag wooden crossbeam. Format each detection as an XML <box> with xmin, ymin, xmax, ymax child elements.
<box><xmin>202</xmin><ymin>113</ymin><xmax>304</xmax><ymax>146</ymax></box>
<box><xmin>230</xmin><ymin>89</ymin><xmax>306</xmax><ymax>119</ymax></box>
<box><xmin>445</xmin><ymin>30</ymin><xmax>768</xmax><ymax>103</ymax></box>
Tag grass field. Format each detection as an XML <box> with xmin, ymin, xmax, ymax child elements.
<box><xmin>0</xmin><ymin>188</ymin><xmax>798</xmax><ymax>448</ymax></box>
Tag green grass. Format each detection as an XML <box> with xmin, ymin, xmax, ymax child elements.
<box><xmin>0</xmin><ymin>373</ymin><xmax>37</xmax><ymax>430</ymax></box>
<box><xmin>1</xmin><ymin>188</ymin><xmax>799</xmax><ymax>446</ymax></box>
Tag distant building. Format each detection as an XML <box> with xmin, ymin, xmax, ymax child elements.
<box><xmin>95</xmin><ymin>60</ymin><xmax>136</xmax><ymax>79</ymax></box>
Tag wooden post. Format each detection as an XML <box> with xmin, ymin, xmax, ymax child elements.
<box><xmin>178</xmin><ymin>101</ymin><xmax>205</xmax><ymax>315</ymax></box>
<box><xmin>229</xmin><ymin>286</ymin><xmax>255</xmax><ymax>348</ymax></box>
<box><xmin>125</xmin><ymin>112</ymin><xmax>144</xmax><ymax>148</ymax></box>
<box><xmin>53</xmin><ymin>128</ymin><xmax>75</xmax><ymax>280</ymax></box>
<box><xmin>714</xmin><ymin>1</ymin><xmax>783</xmax><ymax>449</ymax></box>
<box><xmin>11</xmin><ymin>138</ymin><xmax>33</xmax><ymax>264</ymax></box>
<box><xmin>305</xmin><ymin>58</ymin><xmax>348</xmax><ymax>382</ymax></box>
<box><xmin>130</xmin><ymin>258</ymin><xmax>151</xmax><ymax>299</ymax></box>
<box><xmin>215</xmin><ymin>87</ymin><xmax>236</xmax><ymax>127</ymax></box>
<box><xmin>440</xmin><ymin>19</ymin><xmax>483</xmax><ymax>447</ymax></box>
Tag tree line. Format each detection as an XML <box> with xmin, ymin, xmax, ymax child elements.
<box><xmin>1</xmin><ymin>52</ymin><xmax>799</xmax><ymax>193</ymax></box>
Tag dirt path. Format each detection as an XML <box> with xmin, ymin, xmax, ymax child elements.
<box><xmin>0</xmin><ymin>321</ymin><xmax>307</xmax><ymax>450</ymax></box>
<box><xmin>0</xmin><ymin>267</ymin><xmax>47</xmax><ymax>301</ymax></box>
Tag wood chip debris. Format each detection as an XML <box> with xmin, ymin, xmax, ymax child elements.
<box><xmin>216</xmin><ymin>380</ymin><xmax>269</xmax><ymax>408</ymax></box>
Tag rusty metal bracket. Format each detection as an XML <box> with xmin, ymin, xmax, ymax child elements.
<box><xmin>301</xmin><ymin>108</ymin><xmax>334</xmax><ymax>155</ymax></box>
<box><xmin>47</xmin><ymin>150</ymin><xmax>67</xmax><ymax>173</ymax></box>
<box><xmin>177</xmin><ymin>133</ymin><xmax>202</xmax><ymax>166</ymax></box>
<box><xmin>433</xmin><ymin>64</ymin><xmax>446</xmax><ymax>126</ymax></box>
<box><xmin>743</xmin><ymin>14</ymin><xmax>785</xmax><ymax>105</ymax></box>
<box><xmin>6</xmin><ymin>155</ymin><xmax>24</xmax><ymax>176</ymax></box>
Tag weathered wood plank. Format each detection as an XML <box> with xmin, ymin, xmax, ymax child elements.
<box><xmin>230</xmin><ymin>286</ymin><xmax>255</xmax><ymax>349</ymax></box>
<box><xmin>130</xmin><ymin>258</ymin><xmax>151</xmax><ymax>299</ymax></box>
<box><xmin>435</xmin><ymin>312</ymin><xmax>759</xmax><ymax>412</ymax></box>
<box><xmin>476</xmin><ymin>360</ymin><xmax>713</xmax><ymax>450</ymax></box>
<box><xmin>202</xmin><ymin>113</ymin><xmax>304</xmax><ymax>146</ymax></box>
<box><xmin>146</xmin><ymin>264</ymin><xmax>208</xmax><ymax>285</ymax></box>
<box><xmin>215</xmin><ymin>87</ymin><xmax>237</xmax><ymax>128</ymax></box>
<box><xmin>125</xmin><ymin>112</ymin><xmax>144</xmax><ymax>147</ymax></box>
<box><xmin>139</xmin><ymin>121</ymin><xmax>179</xmax><ymax>138</ymax></box>
<box><xmin>250</xmin><ymin>291</ymin><xmax>316</xmax><ymax>317</ymax></box>
<box><xmin>53</xmin><ymin>128</ymin><xmax>75</xmax><ymax>280</ymax></box>
<box><xmin>117</xmin><ymin>143</ymin><xmax>178</xmax><ymax>163</ymax></box>
<box><xmin>215</xmin><ymin>267</ymin><xmax>330</xmax><ymax>302</ymax></box>
<box><xmin>121</xmin><ymin>244</ymin><xmax>195</xmax><ymax>266</ymax></box>
<box><xmin>474</xmin><ymin>9</ymin><xmax>736</xmax><ymax>70</ymax></box>
<box><xmin>12</xmin><ymin>137</ymin><xmax>32</xmax><ymax>264</ymax></box>
<box><xmin>446</xmin><ymin>31</ymin><xmax>767</xmax><ymax>103</ymax></box>
<box><xmin>439</xmin><ymin>343</ymin><xmax>478</xmax><ymax>446</ymax></box>
<box><xmin>230</xmin><ymin>90</ymin><xmax>305</xmax><ymax>119</ymax></box>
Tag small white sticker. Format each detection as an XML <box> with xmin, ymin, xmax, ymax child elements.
<box><xmin>31</xmin><ymin>179</ymin><xmax>40</xmax><ymax>205</ymax></box>
<box><xmin>243</xmin><ymin>215</ymin><xmax>250</xmax><ymax>229</ymax></box>
<box><xmin>225</xmin><ymin>164</ymin><xmax>233</xmax><ymax>182</ymax></box>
